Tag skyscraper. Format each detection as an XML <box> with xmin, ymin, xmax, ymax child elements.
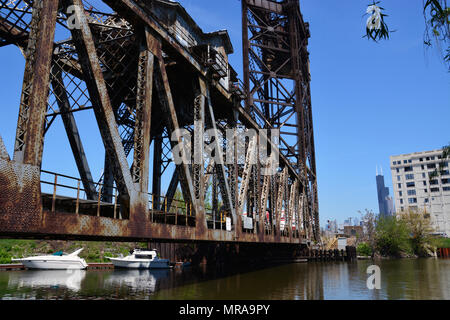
<box><xmin>376</xmin><ymin>166</ymin><xmax>394</xmax><ymax>217</ymax></box>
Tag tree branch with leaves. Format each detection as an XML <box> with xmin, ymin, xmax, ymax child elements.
<box><xmin>423</xmin><ymin>0</ymin><xmax>450</xmax><ymax>70</ymax></box>
<box><xmin>429</xmin><ymin>144</ymin><xmax>450</xmax><ymax>180</ymax></box>
<box><xmin>364</xmin><ymin>1</ymin><xmax>449</xmax><ymax>70</ymax></box>
<box><xmin>364</xmin><ymin>1</ymin><xmax>392</xmax><ymax>41</ymax></box>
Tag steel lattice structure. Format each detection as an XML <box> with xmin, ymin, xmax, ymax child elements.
<box><xmin>242</xmin><ymin>0</ymin><xmax>319</xmax><ymax>240</ymax></box>
<box><xmin>0</xmin><ymin>0</ymin><xmax>319</xmax><ymax>244</ymax></box>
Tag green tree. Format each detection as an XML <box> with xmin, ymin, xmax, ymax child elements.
<box><xmin>429</xmin><ymin>144</ymin><xmax>450</xmax><ymax>180</ymax></box>
<box><xmin>400</xmin><ymin>208</ymin><xmax>436</xmax><ymax>256</ymax></box>
<box><xmin>359</xmin><ymin>209</ymin><xmax>377</xmax><ymax>253</ymax></box>
<box><xmin>171</xmin><ymin>188</ymin><xmax>187</xmax><ymax>214</ymax></box>
<box><xmin>357</xmin><ymin>242</ymin><xmax>373</xmax><ymax>256</ymax></box>
<box><xmin>375</xmin><ymin>216</ymin><xmax>412</xmax><ymax>257</ymax></box>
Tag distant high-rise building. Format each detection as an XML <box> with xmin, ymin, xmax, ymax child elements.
<box><xmin>376</xmin><ymin>166</ymin><xmax>394</xmax><ymax>217</ymax></box>
<box><xmin>390</xmin><ymin>149</ymin><xmax>450</xmax><ymax>236</ymax></box>
<box><xmin>385</xmin><ymin>195</ymin><xmax>394</xmax><ymax>215</ymax></box>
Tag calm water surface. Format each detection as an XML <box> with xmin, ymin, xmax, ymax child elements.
<box><xmin>0</xmin><ymin>259</ymin><xmax>449</xmax><ymax>300</ymax></box>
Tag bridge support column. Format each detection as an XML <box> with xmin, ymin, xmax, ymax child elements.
<box><xmin>132</xmin><ymin>37</ymin><xmax>154</xmax><ymax>194</ymax></box>
<box><xmin>13</xmin><ymin>0</ymin><xmax>59</xmax><ymax>166</ymax></box>
<box><xmin>146</xmin><ymin>29</ymin><xmax>198</xmax><ymax>224</ymax></box>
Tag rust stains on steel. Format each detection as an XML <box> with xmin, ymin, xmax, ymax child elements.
<box><xmin>0</xmin><ymin>0</ymin><xmax>319</xmax><ymax>245</ymax></box>
<box><xmin>13</xmin><ymin>0</ymin><xmax>59</xmax><ymax>166</ymax></box>
<box><xmin>68</xmin><ymin>0</ymin><xmax>135</xmax><ymax>198</ymax></box>
<box><xmin>103</xmin><ymin>0</ymin><xmax>206</xmax><ymax>75</ymax></box>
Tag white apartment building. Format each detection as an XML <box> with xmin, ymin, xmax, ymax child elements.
<box><xmin>390</xmin><ymin>149</ymin><xmax>450</xmax><ymax>237</ymax></box>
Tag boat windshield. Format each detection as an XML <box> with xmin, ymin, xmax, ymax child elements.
<box><xmin>52</xmin><ymin>251</ymin><xmax>64</xmax><ymax>256</ymax></box>
<box><xmin>135</xmin><ymin>254</ymin><xmax>154</xmax><ymax>259</ymax></box>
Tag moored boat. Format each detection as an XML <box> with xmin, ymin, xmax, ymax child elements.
<box><xmin>11</xmin><ymin>248</ymin><xmax>88</xmax><ymax>270</ymax></box>
<box><xmin>108</xmin><ymin>249</ymin><xmax>170</xmax><ymax>269</ymax></box>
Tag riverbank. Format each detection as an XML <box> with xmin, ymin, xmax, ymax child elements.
<box><xmin>1</xmin><ymin>237</ymin><xmax>446</xmax><ymax>265</ymax></box>
<box><xmin>356</xmin><ymin>236</ymin><xmax>450</xmax><ymax>260</ymax></box>
<box><xmin>0</xmin><ymin>239</ymin><xmax>147</xmax><ymax>264</ymax></box>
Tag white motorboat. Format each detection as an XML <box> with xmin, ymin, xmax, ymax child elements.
<box><xmin>11</xmin><ymin>248</ymin><xmax>88</xmax><ymax>270</ymax></box>
<box><xmin>108</xmin><ymin>249</ymin><xmax>170</xmax><ymax>269</ymax></box>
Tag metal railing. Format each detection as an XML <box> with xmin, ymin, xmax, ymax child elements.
<box><xmin>40</xmin><ymin>171</ymin><xmax>306</xmax><ymax>238</ymax></box>
<box><xmin>207</xmin><ymin>47</ymin><xmax>228</xmax><ymax>78</ymax></box>
<box><xmin>148</xmin><ymin>194</ymin><xmax>195</xmax><ymax>226</ymax></box>
<box><xmin>40</xmin><ymin>170</ymin><xmax>123</xmax><ymax>219</ymax></box>
<box><xmin>148</xmin><ymin>193</ymin><xmax>226</xmax><ymax>230</ymax></box>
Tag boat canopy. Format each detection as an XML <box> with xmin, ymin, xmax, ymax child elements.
<box><xmin>52</xmin><ymin>251</ymin><xmax>64</xmax><ymax>256</ymax></box>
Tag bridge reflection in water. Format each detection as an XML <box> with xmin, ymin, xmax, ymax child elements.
<box><xmin>2</xmin><ymin>259</ymin><xmax>449</xmax><ymax>300</ymax></box>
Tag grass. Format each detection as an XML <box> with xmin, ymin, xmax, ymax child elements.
<box><xmin>0</xmin><ymin>239</ymin><xmax>148</xmax><ymax>264</ymax></box>
<box><xmin>432</xmin><ymin>237</ymin><xmax>450</xmax><ymax>249</ymax></box>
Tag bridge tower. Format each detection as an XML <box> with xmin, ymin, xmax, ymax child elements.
<box><xmin>241</xmin><ymin>0</ymin><xmax>319</xmax><ymax>240</ymax></box>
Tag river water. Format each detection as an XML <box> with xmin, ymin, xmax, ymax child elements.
<box><xmin>0</xmin><ymin>259</ymin><xmax>449</xmax><ymax>300</ymax></box>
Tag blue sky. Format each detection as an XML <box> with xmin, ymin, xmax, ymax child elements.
<box><xmin>0</xmin><ymin>1</ymin><xmax>448</xmax><ymax>227</ymax></box>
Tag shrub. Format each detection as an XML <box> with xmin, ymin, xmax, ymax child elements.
<box><xmin>0</xmin><ymin>247</ymin><xmax>13</xmax><ymax>264</ymax></box>
<box><xmin>400</xmin><ymin>209</ymin><xmax>435</xmax><ymax>256</ymax></box>
<box><xmin>375</xmin><ymin>216</ymin><xmax>412</xmax><ymax>257</ymax></box>
<box><xmin>357</xmin><ymin>242</ymin><xmax>372</xmax><ymax>256</ymax></box>
<box><xmin>430</xmin><ymin>237</ymin><xmax>450</xmax><ymax>250</ymax></box>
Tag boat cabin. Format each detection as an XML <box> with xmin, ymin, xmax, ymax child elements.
<box><xmin>132</xmin><ymin>249</ymin><xmax>158</xmax><ymax>260</ymax></box>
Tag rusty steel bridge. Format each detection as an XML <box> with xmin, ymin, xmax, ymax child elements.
<box><xmin>0</xmin><ymin>0</ymin><xmax>319</xmax><ymax>245</ymax></box>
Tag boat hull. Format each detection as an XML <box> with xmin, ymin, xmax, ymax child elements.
<box><xmin>109</xmin><ymin>258</ymin><xmax>170</xmax><ymax>269</ymax></box>
<box><xmin>15</xmin><ymin>259</ymin><xmax>87</xmax><ymax>270</ymax></box>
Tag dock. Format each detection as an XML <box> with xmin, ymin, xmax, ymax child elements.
<box><xmin>0</xmin><ymin>264</ymin><xmax>25</xmax><ymax>271</ymax></box>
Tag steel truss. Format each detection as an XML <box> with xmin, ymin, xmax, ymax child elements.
<box><xmin>0</xmin><ymin>0</ymin><xmax>319</xmax><ymax>244</ymax></box>
<box><xmin>242</xmin><ymin>0</ymin><xmax>319</xmax><ymax>240</ymax></box>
